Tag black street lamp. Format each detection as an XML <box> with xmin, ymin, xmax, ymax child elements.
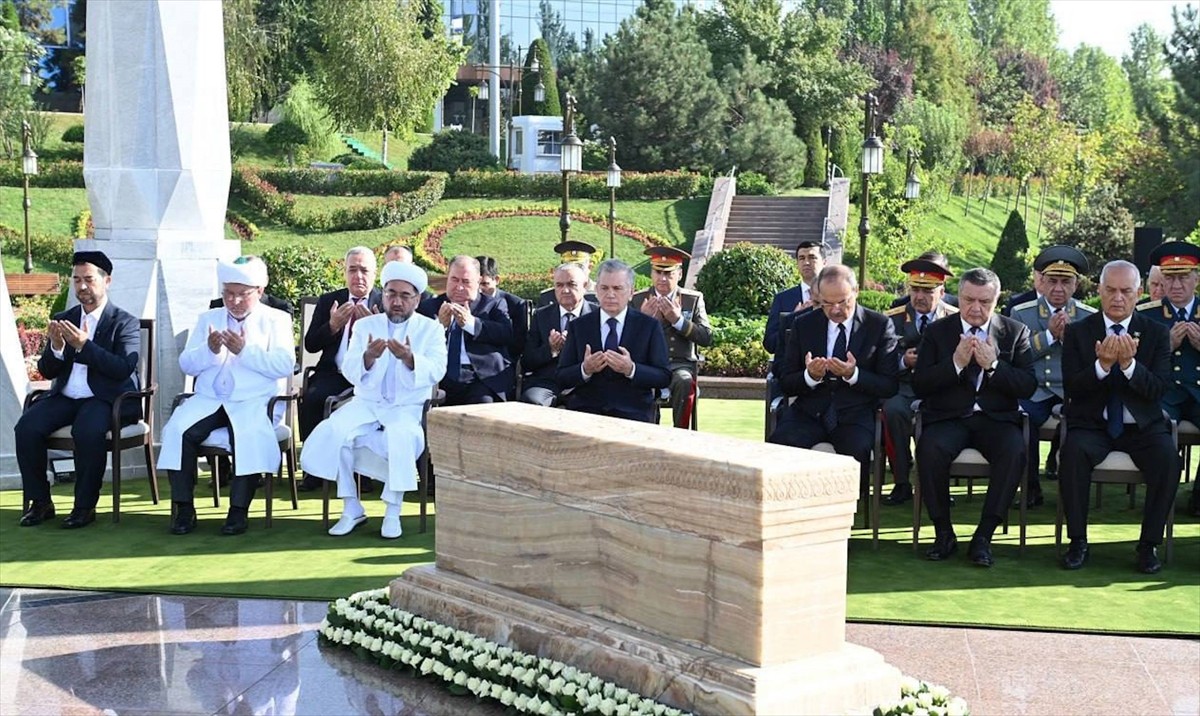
<box><xmin>21</xmin><ymin>120</ymin><xmax>38</xmax><ymax>274</ymax></box>
<box><xmin>606</xmin><ymin>136</ymin><xmax>621</xmax><ymax>259</ymax></box>
<box><xmin>857</xmin><ymin>93</ymin><xmax>884</xmax><ymax>288</ymax></box>
<box><xmin>904</xmin><ymin>148</ymin><xmax>921</xmax><ymax>200</ymax></box>
<box><xmin>559</xmin><ymin>93</ymin><xmax>582</xmax><ymax>244</ymax></box>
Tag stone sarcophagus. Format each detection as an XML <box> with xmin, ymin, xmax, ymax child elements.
<box><xmin>390</xmin><ymin>403</ymin><xmax>899</xmax><ymax>715</ymax></box>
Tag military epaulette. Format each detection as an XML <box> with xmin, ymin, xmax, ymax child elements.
<box><xmin>1137</xmin><ymin>300</ymin><xmax>1163</xmax><ymax>311</ymax></box>
<box><xmin>944</xmin><ymin>305</ymin><xmax>960</xmax><ymax>314</ymax></box>
<box><xmin>1076</xmin><ymin>302</ymin><xmax>1098</xmax><ymax>313</ymax></box>
<box><xmin>1011</xmin><ymin>298</ymin><xmax>1039</xmax><ymax>313</ymax></box>
<box><xmin>885</xmin><ymin>305</ymin><xmax>907</xmax><ymax>317</ymax></box>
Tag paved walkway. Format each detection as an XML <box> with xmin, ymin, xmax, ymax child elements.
<box><xmin>1</xmin><ymin>587</ymin><xmax>1196</xmax><ymax>715</ymax></box>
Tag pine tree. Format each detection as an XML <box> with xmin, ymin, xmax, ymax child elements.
<box><xmin>520</xmin><ymin>39</ymin><xmax>561</xmax><ymax>117</ymax></box>
<box><xmin>991</xmin><ymin>210</ymin><xmax>1030</xmax><ymax>292</ymax></box>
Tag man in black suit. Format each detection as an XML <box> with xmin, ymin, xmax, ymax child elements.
<box><xmin>297</xmin><ymin>247</ymin><xmax>383</xmax><ymax>492</ymax></box>
<box><xmin>763</xmin><ymin>240</ymin><xmax>827</xmax><ymax>357</ymax></box>
<box><xmin>521</xmin><ymin>263</ymin><xmax>594</xmax><ymax>406</ymax></box>
<box><xmin>556</xmin><ymin>259</ymin><xmax>671</xmax><ymax>423</ymax></box>
<box><xmin>537</xmin><ymin>241</ymin><xmax>597</xmax><ymax>308</ymax></box>
<box><xmin>1060</xmin><ymin>260</ymin><xmax>1178</xmax><ymax>573</ymax></box>
<box><xmin>769</xmin><ymin>264</ymin><xmax>899</xmax><ymax>481</ymax></box>
<box><xmin>477</xmin><ymin>255</ymin><xmax>529</xmax><ymax>368</ymax></box>
<box><xmin>913</xmin><ymin>267</ymin><xmax>1036</xmax><ymax>567</ymax></box>
<box><xmin>15</xmin><ymin>251</ymin><xmax>142</xmax><ymax>529</ymax></box>
<box><xmin>418</xmin><ymin>255</ymin><xmax>514</xmax><ymax>405</ymax></box>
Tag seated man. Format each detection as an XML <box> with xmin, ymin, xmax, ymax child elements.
<box><xmin>1001</xmin><ymin>266</ymin><xmax>1042</xmax><ymax>317</ymax></box>
<box><xmin>556</xmin><ymin>259</ymin><xmax>671</xmax><ymax>423</ymax></box>
<box><xmin>297</xmin><ymin>247</ymin><xmax>382</xmax><ymax>492</ymax></box>
<box><xmin>888</xmin><ymin>251</ymin><xmax>959</xmax><ymax>308</ymax></box>
<box><xmin>417</xmin><ymin>255</ymin><xmax>513</xmax><ymax>405</ymax></box>
<box><xmin>384</xmin><ymin>245</ymin><xmax>434</xmax><ymax>300</ymax></box>
<box><xmin>913</xmin><ymin>267</ymin><xmax>1036</xmax><ymax>568</ymax></box>
<box><xmin>1137</xmin><ymin>265</ymin><xmax>1166</xmax><ymax>305</ymax></box>
<box><xmin>207</xmin><ymin>254</ymin><xmax>292</xmax><ymax>315</ymax></box>
<box><xmin>881</xmin><ymin>257</ymin><xmax>957</xmax><ymax>506</ymax></box>
<box><xmin>15</xmin><ymin>251</ymin><xmax>142</xmax><ymax>529</ymax></box>
<box><xmin>521</xmin><ymin>263</ymin><xmax>594</xmax><ymax>406</ymax></box>
<box><xmin>763</xmin><ymin>240</ymin><xmax>826</xmax><ymax>357</ymax></box>
<box><xmin>477</xmin><ymin>255</ymin><xmax>529</xmax><ymax>366</ymax></box>
<box><xmin>300</xmin><ymin>262</ymin><xmax>446</xmax><ymax>539</ymax></box>
<box><xmin>1010</xmin><ymin>246</ymin><xmax>1094</xmax><ymax>506</ymax></box>
<box><xmin>769</xmin><ymin>265</ymin><xmax>899</xmax><ymax>482</ymax></box>
<box><xmin>157</xmin><ymin>257</ymin><xmax>295</xmax><ymax>536</ymax></box>
<box><xmin>537</xmin><ymin>240</ymin><xmax>597</xmax><ymax>308</ymax></box>
<box><xmin>1061</xmin><ymin>260</ymin><xmax>1177</xmax><ymax>573</ymax></box>
<box><xmin>632</xmin><ymin>247</ymin><xmax>712</xmax><ymax>428</ymax></box>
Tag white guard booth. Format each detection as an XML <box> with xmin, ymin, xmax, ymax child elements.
<box><xmin>509</xmin><ymin>115</ymin><xmax>566</xmax><ymax>174</ymax></box>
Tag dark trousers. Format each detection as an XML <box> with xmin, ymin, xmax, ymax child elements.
<box><xmin>441</xmin><ymin>366</ymin><xmax>503</xmax><ymax>406</ymax></box>
<box><xmin>167</xmin><ymin>407</ymin><xmax>257</xmax><ymax>509</ymax></box>
<box><xmin>916</xmin><ymin>413</ymin><xmax>1025</xmax><ymax>535</ymax></box>
<box><xmin>667</xmin><ymin>361</ymin><xmax>697</xmax><ymax>429</ymax></box>
<box><xmin>1021</xmin><ymin>395</ymin><xmax>1062</xmax><ymax>491</ymax></box>
<box><xmin>15</xmin><ymin>393</ymin><xmax>136</xmax><ymax>511</ymax></box>
<box><xmin>769</xmin><ymin>406</ymin><xmax>874</xmax><ymax>488</ymax></box>
<box><xmin>300</xmin><ymin>370</ymin><xmax>352</xmax><ymax>440</ymax></box>
<box><xmin>882</xmin><ymin>389</ymin><xmax>916</xmax><ymax>485</ymax></box>
<box><xmin>1059</xmin><ymin>423</ymin><xmax>1179</xmax><ymax>545</ymax></box>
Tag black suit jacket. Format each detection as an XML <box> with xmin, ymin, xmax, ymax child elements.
<box><xmin>38</xmin><ymin>301</ymin><xmax>141</xmax><ymax>419</ymax></box>
<box><xmin>496</xmin><ymin>289</ymin><xmax>529</xmax><ymax>363</ymax></box>
<box><xmin>303</xmin><ymin>288</ymin><xmax>384</xmax><ymax>375</ymax></box>
<box><xmin>912</xmin><ymin>313</ymin><xmax>1036</xmax><ymax>425</ymax></box>
<box><xmin>419</xmin><ymin>292</ymin><xmax>514</xmax><ymax>394</ymax></box>
<box><xmin>523</xmin><ymin>301</ymin><xmax>594</xmax><ymax>390</ymax></box>
<box><xmin>555</xmin><ymin>309</ymin><xmax>671</xmax><ymax>422</ymax></box>
<box><xmin>1061</xmin><ymin>311</ymin><xmax>1171</xmax><ymax>432</ymax></box>
<box><xmin>778</xmin><ymin>305</ymin><xmax>899</xmax><ymax>429</ymax></box>
<box><xmin>209</xmin><ymin>293</ymin><xmax>294</xmax><ymax>316</ymax></box>
<box><xmin>890</xmin><ymin>293</ymin><xmax>959</xmax><ymax>308</ymax></box>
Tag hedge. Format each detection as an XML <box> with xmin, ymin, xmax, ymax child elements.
<box><xmin>0</xmin><ymin>223</ymin><xmax>74</xmax><ymax>268</ymax></box>
<box><xmin>443</xmin><ymin>170</ymin><xmax>715</xmax><ymax>201</ymax></box>
<box><xmin>0</xmin><ymin>160</ymin><xmax>85</xmax><ymax>188</ymax></box>
<box><xmin>702</xmin><ymin>314</ymin><xmax>770</xmax><ymax>378</ymax></box>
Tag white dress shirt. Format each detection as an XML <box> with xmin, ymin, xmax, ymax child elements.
<box><xmin>1096</xmin><ymin>314</ymin><xmax>1137</xmax><ymax>424</ymax></box>
<box><xmin>55</xmin><ymin>301</ymin><xmax>107</xmax><ymax>399</ymax></box>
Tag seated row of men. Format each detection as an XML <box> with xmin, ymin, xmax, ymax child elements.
<box><xmin>763</xmin><ymin>240</ymin><xmax>1199</xmax><ymax>574</ymax></box>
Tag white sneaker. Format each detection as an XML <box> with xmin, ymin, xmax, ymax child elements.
<box><xmin>380</xmin><ymin>515</ymin><xmax>402</xmax><ymax>539</ymax></box>
<box><xmin>328</xmin><ymin>513</ymin><xmax>367</xmax><ymax>537</ymax></box>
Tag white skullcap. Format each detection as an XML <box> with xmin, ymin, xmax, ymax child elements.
<box><xmin>217</xmin><ymin>256</ymin><xmax>269</xmax><ymax>287</ymax></box>
<box><xmin>380</xmin><ymin>260</ymin><xmax>427</xmax><ymax>295</ymax></box>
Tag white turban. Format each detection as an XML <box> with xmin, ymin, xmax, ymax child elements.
<box><xmin>217</xmin><ymin>257</ymin><xmax>269</xmax><ymax>287</ymax></box>
<box><xmin>380</xmin><ymin>261</ymin><xmax>428</xmax><ymax>295</ymax></box>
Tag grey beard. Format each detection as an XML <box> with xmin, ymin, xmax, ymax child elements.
<box><xmin>388</xmin><ymin>313</ymin><xmax>409</xmax><ymax>324</ymax></box>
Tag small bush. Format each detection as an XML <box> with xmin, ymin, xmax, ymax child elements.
<box><xmin>259</xmin><ymin>245</ymin><xmax>343</xmax><ymax>311</ymax></box>
<box><xmin>0</xmin><ymin>223</ymin><xmax>74</xmax><ymax>267</ymax></box>
<box><xmin>443</xmin><ymin>170</ymin><xmax>713</xmax><ymax>200</ymax></box>
<box><xmin>408</xmin><ymin>130</ymin><xmax>502</xmax><ymax>174</ymax></box>
<box><xmin>265</xmin><ymin>119</ymin><xmax>310</xmax><ymax>165</ymax></box>
<box><xmin>1050</xmin><ymin>185</ymin><xmax>1134</xmax><ymax>285</ymax></box>
<box><xmin>856</xmin><ymin>289</ymin><xmax>895</xmax><ymax>313</ymax></box>
<box><xmin>736</xmin><ymin>171</ymin><xmax>776</xmax><ymax>196</ymax></box>
<box><xmin>695</xmin><ymin>242</ymin><xmax>799</xmax><ymax>315</ymax></box>
<box><xmin>61</xmin><ymin>124</ymin><xmax>84</xmax><ymax>143</ymax></box>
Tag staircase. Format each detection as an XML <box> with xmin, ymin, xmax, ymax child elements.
<box><xmin>340</xmin><ymin>134</ymin><xmax>393</xmax><ymax>169</ymax></box>
<box><xmin>724</xmin><ymin>195</ymin><xmax>828</xmax><ymax>253</ymax></box>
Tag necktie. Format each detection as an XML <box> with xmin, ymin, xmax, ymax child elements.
<box><xmin>963</xmin><ymin>327</ymin><xmax>982</xmax><ymax>391</ymax></box>
<box><xmin>1177</xmin><ymin>308</ymin><xmax>1189</xmax><ymax>324</ymax></box>
<box><xmin>604</xmin><ymin>317</ymin><xmax>619</xmax><ymax>352</ymax></box>
<box><xmin>821</xmin><ymin>323</ymin><xmax>848</xmax><ymax>434</ymax></box>
<box><xmin>562</xmin><ymin>312</ymin><xmax>573</xmax><ymax>332</ymax></box>
<box><xmin>446</xmin><ymin>320</ymin><xmax>462</xmax><ymax>382</ymax></box>
<box><xmin>347</xmin><ymin>298</ymin><xmax>362</xmax><ymax>339</ymax></box>
<box><xmin>832</xmin><ymin>323</ymin><xmax>847</xmax><ymax>361</ymax></box>
<box><xmin>1107</xmin><ymin>324</ymin><xmax>1125</xmax><ymax>438</ymax></box>
<box><xmin>918</xmin><ymin>315</ymin><xmax>928</xmax><ymax>334</ymax></box>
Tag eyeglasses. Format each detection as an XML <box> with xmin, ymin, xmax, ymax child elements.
<box><xmin>222</xmin><ymin>288</ymin><xmax>258</xmax><ymax>301</ymax></box>
<box><xmin>385</xmin><ymin>291</ymin><xmax>420</xmax><ymax>301</ymax></box>
<box><xmin>819</xmin><ymin>298</ymin><xmax>852</xmax><ymax>310</ymax></box>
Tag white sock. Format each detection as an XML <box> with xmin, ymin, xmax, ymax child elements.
<box><xmin>383</xmin><ymin>501</ymin><xmax>402</xmax><ymax>520</ymax></box>
<box><xmin>342</xmin><ymin>497</ymin><xmax>365</xmax><ymax>519</ymax></box>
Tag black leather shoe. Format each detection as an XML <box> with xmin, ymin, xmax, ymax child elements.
<box><xmin>220</xmin><ymin>508</ymin><xmax>249</xmax><ymax>536</ymax></box>
<box><xmin>925</xmin><ymin>533</ymin><xmax>958</xmax><ymax>561</ymax></box>
<box><xmin>61</xmin><ymin>508</ymin><xmax>96</xmax><ymax>529</ymax></box>
<box><xmin>297</xmin><ymin>474</ymin><xmax>322</xmax><ymax>492</ymax></box>
<box><xmin>1135</xmin><ymin>543</ymin><xmax>1162</xmax><ymax>574</ymax></box>
<box><xmin>883</xmin><ymin>483</ymin><xmax>913</xmax><ymax>506</ymax></box>
<box><xmin>1062</xmin><ymin>539</ymin><xmax>1089</xmax><ymax>570</ymax></box>
<box><xmin>968</xmin><ymin>535</ymin><xmax>994</xmax><ymax>567</ymax></box>
<box><xmin>170</xmin><ymin>503</ymin><xmax>197</xmax><ymax>535</ymax></box>
<box><xmin>19</xmin><ymin>501</ymin><xmax>56</xmax><ymax>527</ymax></box>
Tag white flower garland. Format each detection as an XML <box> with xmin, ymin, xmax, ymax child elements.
<box><xmin>320</xmin><ymin>588</ymin><xmax>970</xmax><ymax>716</ymax></box>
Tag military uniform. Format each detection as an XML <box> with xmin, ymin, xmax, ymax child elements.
<box><xmin>1135</xmin><ymin>298</ymin><xmax>1200</xmax><ymax>423</ymax></box>
<box><xmin>631</xmin><ymin>287</ymin><xmax>711</xmax><ymax>427</ymax></box>
<box><xmin>536</xmin><ymin>239</ymin><xmax>598</xmax><ymax>308</ymax></box>
<box><xmin>1012</xmin><ymin>296</ymin><xmax>1097</xmax><ymax>423</ymax></box>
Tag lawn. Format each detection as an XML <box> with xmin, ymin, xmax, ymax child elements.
<box><xmin>346</xmin><ymin>131</ymin><xmax>432</xmax><ymax>169</ymax></box>
<box><xmin>0</xmin><ymin>186</ymin><xmax>89</xmax><ymax>238</ymax></box>
<box><xmin>440</xmin><ymin>216</ymin><xmax>651</xmax><ymax>273</ymax></box>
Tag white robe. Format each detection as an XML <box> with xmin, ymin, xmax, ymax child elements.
<box><xmin>300</xmin><ymin>311</ymin><xmax>447</xmax><ymax>493</ymax></box>
<box><xmin>157</xmin><ymin>305</ymin><xmax>295</xmax><ymax>475</ymax></box>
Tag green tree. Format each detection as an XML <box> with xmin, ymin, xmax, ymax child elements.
<box><xmin>892</xmin><ymin>0</ymin><xmax>977</xmax><ymax>114</ymax></box>
<box><xmin>582</xmin><ymin>0</ymin><xmax>726</xmax><ymax>172</ymax></box>
<box><xmin>279</xmin><ymin>76</ymin><xmax>339</xmax><ymax>162</ymax></box>
<box><xmin>223</xmin><ymin>0</ymin><xmax>321</xmax><ymax>121</ymax></box>
<box><xmin>537</xmin><ymin>0</ymin><xmax>578</xmax><ymax>65</ymax></box>
<box><xmin>1</xmin><ymin>1</ymin><xmax>18</xmax><ymax>31</ymax></box>
<box><xmin>0</xmin><ymin>23</ymin><xmax>43</xmax><ymax>158</ymax></box>
<box><xmin>1049</xmin><ymin>186</ymin><xmax>1134</xmax><ymax>284</ymax></box>
<box><xmin>1123</xmin><ymin>24</ymin><xmax>1174</xmax><ymax>138</ymax></box>
<box><xmin>1055</xmin><ymin>44</ymin><xmax>1137</xmax><ymax>134</ymax></box>
<box><xmin>311</xmin><ymin>0</ymin><xmax>465</xmax><ymax>165</ymax></box>
<box><xmin>990</xmin><ymin>209</ymin><xmax>1030</xmax><ymax>292</ymax></box>
<box><xmin>722</xmin><ymin>52</ymin><xmax>807</xmax><ymax>188</ymax></box>
<box><xmin>521</xmin><ymin>39</ymin><xmax>561</xmax><ymax>116</ymax></box>
<box><xmin>893</xmin><ymin>95</ymin><xmax>967</xmax><ymax>192</ymax></box>
<box><xmin>696</xmin><ymin>242</ymin><xmax>798</xmax><ymax>315</ymax></box>
<box><xmin>1163</xmin><ymin>4</ymin><xmax>1200</xmax><ymax>235</ymax></box>
<box><xmin>967</xmin><ymin>0</ymin><xmax>1056</xmax><ymax>58</ymax></box>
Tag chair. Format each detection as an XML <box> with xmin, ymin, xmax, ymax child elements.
<box><xmin>1029</xmin><ymin>413</ymin><xmax>1060</xmax><ymax>491</ymax></box>
<box><xmin>298</xmin><ymin>295</ymin><xmax>321</xmax><ymax>400</ymax></box>
<box><xmin>809</xmin><ymin>407</ymin><xmax>886</xmax><ymax>547</ymax></box>
<box><xmin>654</xmin><ymin>359</ymin><xmax>701</xmax><ymax>430</ymax></box>
<box><xmin>1177</xmin><ymin>420</ymin><xmax>1198</xmax><ymax>483</ymax></box>
<box><xmin>1054</xmin><ymin>414</ymin><xmax>1179</xmax><ymax>563</ymax></box>
<box><xmin>319</xmin><ymin>388</ymin><xmax>435</xmax><ymax>534</ymax></box>
<box><xmin>22</xmin><ymin>318</ymin><xmax>160</xmax><ymax>522</ymax></box>
<box><xmin>912</xmin><ymin>405</ymin><xmax>1029</xmax><ymax>554</ymax></box>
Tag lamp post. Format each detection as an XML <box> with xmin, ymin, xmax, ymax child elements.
<box><xmin>559</xmin><ymin>93</ymin><xmax>582</xmax><ymax>244</ymax></box>
<box><xmin>20</xmin><ymin>62</ymin><xmax>33</xmax><ymax>87</ymax></box>
<box><xmin>857</xmin><ymin>93</ymin><xmax>884</xmax><ymax>288</ymax></box>
<box><xmin>904</xmin><ymin>148</ymin><xmax>921</xmax><ymax>200</ymax></box>
<box><xmin>21</xmin><ymin>120</ymin><xmax>38</xmax><ymax>274</ymax></box>
<box><xmin>606</xmin><ymin>136</ymin><xmax>621</xmax><ymax>259</ymax></box>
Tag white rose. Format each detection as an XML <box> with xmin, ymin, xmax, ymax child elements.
<box><xmin>539</xmin><ymin>700</ymin><xmax>555</xmax><ymax>715</ymax></box>
<box><xmin>454</xmin><ymin>671</ymin><xmax>468</xmax><ymax>686</ymax></box>
<box><xmin>947</xmin><ymin>698</ymin><xmax>968</xmax><ymax>716</ymax></box>
<box><xmin>537</xmin><ymin>674</ymin><xmax>551</xmax><ymax>690</ymax></box>
<box><xmin>616</xmin><ymin>704</ymin><xmax>631</xmax><ymax>716</ymax></box>
<box><xmin>340</xmin><ymin>631</ymin><xmax>353</xmax><ymax>645</ymax></box>
<box><xmin>515</xmin><ymin>694</ymin><xmax>530</xmax><ymax>711</ymax></box>
<box><xmin>500</xmin><ymin>689</ymin><xmax>516</xmax><ymax>706</ymax></box>
<box><xmin>432</xmin><ymin>661</ymin><xmax>447</xmax><ymax>677</ymax></box>
<box><xmin>491</xmin><ymin>683</ymin><xmax>505</xmax><ymax>699</ymax></box>
<box><xmin>599</xmin><ymin>698</ymin><xmax>617</xmax><ymax>716</ymax></box>
<box><xmin>419</xmin><ymin>658</ymin><xmax>435</xmax><ymax>675</ymax></box>
<box><xmin>547</xmin><ymin>677</ymin><xmax>564</xmax><ymax>695</ymax></box>
<box><xmin>918</xmin><ymin>692</ymin><xmax>934</xmax><ymax>708</ymax></box>
<box><xmin>562</xmin><ymin>682</ymin><xmax>577</xmax><ymax>697</ymax></box>
<box><xmin>499</xmin><ymin>663</ymin><xmax>514</xmax><ymax>677</ymax></box>
<box><xmin>930</xmin><ymin>685</ymin><xmax>951</xmax><ymax>703</ymax></box>
<box><xmin>614</xmin><ymin>687</ymin><xmax>629</xmax><ymax>701</ymax></box>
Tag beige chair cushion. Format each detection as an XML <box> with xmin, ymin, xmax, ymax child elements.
<box><xmin>1094</xmin><ymin>451</ymin><xmax>1138</xmax><ymax>472</ymax></box>
<box><xmin>951</xmin><ymin>448</ymin><xmax>989</xmax><ymax>466</ymax></box>
<box><xmin>812</xmin><ymin>442</ymin><xmax>837</xmax><ymax>454</ymax></box>
<box><xmin>1178</xmin><ymin>420</ymin><xmax>1199</xmax><ymax>437</ymax></box>
<box><xmin>49</xmin><ymin>420</ymin><xmax>150</xmax><ymax>441</ymax></box>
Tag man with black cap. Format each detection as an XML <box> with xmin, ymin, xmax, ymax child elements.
<box><xmin>881</xmin><ymin>257</ymin><xmax>958</xmax><ymax>506</ymax></box>
<box><xmin>1010</xmin><ymin>246</ymin><xmax>1096</xmax><ymax>506</ymax></box>
<box><xmin>15</xmin><ymin>251</ymin><xmax>142</xmax><ymax>529</ymax></box>
<box><xmin>1137</xmin><ymin>240</ymin><xmax>1200</xmax><ymax>516</ymax></box>
<box><xmin>157</xmin><ymin>256</ymin><xmax>295</xmax><ymax>536</ymax></box>
<box><xmin>537</xmin><ymin>240</ymin><xmax>598</xmax><ymax>308</ymax></box>
<box><xmin>301</xmin><ymin>261</ymin><xmax>446</xmax><ymax>539</ymax></box>
<box><xmin>631</xmin><ymin>247</ymin><xmax>712</xmax><ymax>428</ymax></box>
<box><xmin>763</xmin><ymin>240</ymin><xmax>827</xmax><ymax>356</ymax></box>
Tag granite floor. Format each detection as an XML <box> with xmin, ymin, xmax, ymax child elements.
<box><xmin>0</xmin><ymin>587</ymin><xmax>1196</xmax><ymax>716</ymax></box>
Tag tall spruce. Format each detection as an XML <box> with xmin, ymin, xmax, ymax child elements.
<box><xmin>521</xmin><ymin>39</ymin><xmax>561</xmax><ymax>117</ymax></box>
<box><xmin>991</xmin><ymin>209</ymin><xmax>1030</xmax><ymax>292</ymax></box>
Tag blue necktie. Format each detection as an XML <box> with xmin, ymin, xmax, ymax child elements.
<box><xmin>1176</xmin><ymin>308</ymin><xmax>1189</xmax><ymax>324</ymax></box>
<box><xmin>1106</xmin><ymin>324</ymin><xmax>1125</xmax><ymax>439</ymax></box>
<box><xmin>446</xmin><ymin>321</ymin><xmax>462</xmax><ymax>382</ymax></box>
<box><xmin>832</xmin><ymin>323</ymin><xmax>847</xmax><ymax>361</ymax></box>
<box><xmin>604</xmin><ymin>317</ymin><xmax>619</xmax><ymax>352</ymax></box>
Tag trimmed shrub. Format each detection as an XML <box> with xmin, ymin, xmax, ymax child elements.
<box><xmin>522</xmin><ymin>39</ymin><xmax>562</xmax><ymax>117</ymax></box>
<box><xmin>226</xmin><ymin>209</ymin><xmax>260</xmax><ymax>242</ymax></box>
<box><xmin>265</xmin><ymin>119</ymin><xmax>310</xmax><ymax>165</ymax></box>
<box><xmin>259</xmin><ymin>245</ymin><xmax>343</xmax><ymax>310</ymax></box>
<box><xmin>0</xmin><ymin>160</ymin><xmax>85</xmax><ymax>188</ymax></box>
<box><xmin>856</xmin><ymin>289</ymin><xmax>896</xmax><ymax>313</ymax></box>
<box><xmin>736</xmin><ymin>171</ymin><xmax>775</xmax><ymax>196</ymax></box>
<box><xmin>990</xmin><ymin>209</ymin><xmax>1029</xmax><ymax>293</ymax></box>
<box><xmin>408</xmin><ymin>130</ymin><xmax>502</xmax><ymax>174</ymax></box>
<box><xmin>702</xmin><ymin>314</ymin><xmax>770</xmax><ymax>377</ymax></box>
<box><xmin>695</xmin><ymin>242</ymin><xmax>799</xmax><ymax>315</ymax></box>
<box><xmin>443</xmin><ymin>170</ymin><xmax>713</xmax><ymax>200</ymax></box>
<box><xmin>329</xmin><ymin>154</ymin><xmax>388</xmax><ymax>171</ymax></box>
<box><xmin>61</xmin><ymin>124</ymin><xmax>84</xmax><ymax>143</ymax></box>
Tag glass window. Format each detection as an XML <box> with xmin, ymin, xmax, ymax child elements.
<box><xmin>514</xmin><ymin>128</ymin><xmax>524</xmax><ymax>155</ymax></box>
<box><xmin>537</xmin><ymin>130</ymin><xmax>562</xmax><ymax>156</ymax></box>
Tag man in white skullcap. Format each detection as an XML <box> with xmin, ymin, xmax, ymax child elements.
<box><xmin>157</xmin><ymin>256</ymin><xmax>295</xmax><ymax>536</ymax></box>
<box><xmin>300</xmin><ymin>261</ymin><xmax>447</xmax><ymax>539</ymax></box>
